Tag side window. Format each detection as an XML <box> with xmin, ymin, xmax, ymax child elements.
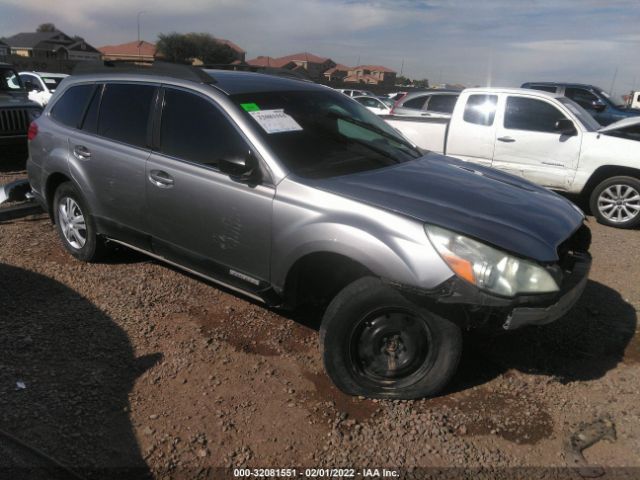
<box><xmin>20</xmin><ymin>74</ymin><xmax>42</xmax><ymax>91</ymax></box>
<box><xmin>427</xmin><ymin>95</ymin><xmax>458</xmax><ymax>114</ymax></box>
<box><xmin>463</xmin><ymin>94</ymin><xmax>497</xmax><ymax>126</ymax></box>
<box><xmin>97</xmin><ymin>83</ymin><xmax>155</xmax><ymax>148</ymax></box>
<box><xmin>504</xmin><ymin>96</ymin><xmax>567</xmax><ymax>133</ymax></box>
<box><xmin>160</xmin><ymin>88</ymin><xmax>248</xmax><ymax>168</ymax></box>
<box><xmin>564</xmin><ymin>87</ymin><xmax>599</xmax><ymax>110</ymax></box>
<box><xmin>50</xmin><ymin>84</ymin><xmax>95</xmax><ymax>128</ymax></box>
<box><xmin>402</xmin><ymin>95</ymin><xmax>429</xmax><ymax>110</ymax></box>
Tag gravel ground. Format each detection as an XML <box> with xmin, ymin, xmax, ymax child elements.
<box><xmin>1</xmin><ymin>152</ymin><xmax>639</xmax><ymax>479</ymax></box>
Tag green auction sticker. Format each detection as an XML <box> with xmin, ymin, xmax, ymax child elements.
<box><xmin>241</xmin><ymin>103</ymin><xmax>260</xmax><ymax>112</ymax></box>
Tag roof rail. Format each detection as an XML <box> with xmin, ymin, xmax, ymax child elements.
<box><xmin>201</xmin><ymin>63</ymin><xmax>313</xmax><ymax>82</ymax></box>
<box><xmin>72</xmin><ymin>60</ymin><xmax>216</xmax><ymax>84</ymax></box>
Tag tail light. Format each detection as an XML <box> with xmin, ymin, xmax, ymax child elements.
<box><xmin>27</xmin><ymin>121</ymin><xmax>38</xmax><ymax>141</ymax></box>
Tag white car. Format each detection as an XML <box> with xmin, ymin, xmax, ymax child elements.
<box><xmin>336</xmin><ymin>88</ymin><xmax>375</xmax><ymax>97</ymax></box>
<box><xmin>353</xmin><ymin>95</ymin><xmax>392</xmax><ymax>115</ymax></box>
<box><xmin>18</xmin><ymin>71</ymin><xmax>68</xmax><ymax>106</ymax></box>
<box><xmin>386</xmin><ymin>87</ymin><xmax>640</xmax><ymax>228</ymax></box>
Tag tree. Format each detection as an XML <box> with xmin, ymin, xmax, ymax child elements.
<box><xmin>156</xmin><ymin>32</ymin><xmax>236</xmax><ymax>65</ymax></box>
<box><xmin>37</xmin><ymin>23</ymin><xmax>57</xmax><ymax>32</ymax></box>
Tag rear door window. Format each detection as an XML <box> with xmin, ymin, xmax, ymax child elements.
<box><xmin>504</xmin><ymin>96</ymin><xmax>567</xmax><ymax>133</ymax></box>
<box><xmin>402</xmin><ymin>95</ymin><xmax>429</xmax><ymax>110</ymax></box>
<box><xmin>97</xmin><ymin>83</ymin><xmax>156</xmax><ymax>148</ymax></box>
<box><xmin>463</xmin><ymin>94</ymin><xmax>498</xmax><ymax>126</ymax></box>
<box><xmin>50</xmin><ymin>84</ymin><xmax>95</xmax><ymax>128</ymax></box>
<box><xmin>159</xmin><ymin>88</ymin><xmax>248</xmax><ymax>168</ymax></box>
<box><xmin>427</xmin><ymin>95</ymin><xmax>458</xmax><ymax>113</ymax></box>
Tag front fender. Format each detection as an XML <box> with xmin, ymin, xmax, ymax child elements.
<box><xmin>270</xmin><ymin>178</ymin><xmax>453</xmax><ymax>292</ymax></box>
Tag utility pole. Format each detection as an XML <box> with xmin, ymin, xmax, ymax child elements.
<box><xmin>609</xmin><ymin>66</ymin><xmax>618</xmax><ymax>96</ymax></box>
<box><xmin>137</xmin><ymin>11</ymin><xmax>146</xmax><ymax>60</ymax></box>
<box><xmin>400</xmin><ymin>58</ymin><xmax>404</xmax><ymax>76</ymax></box>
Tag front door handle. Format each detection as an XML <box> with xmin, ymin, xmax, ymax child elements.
<box><xmin>497</xmin><ymin>136</ymin><xmax>516</xmax><ymax>143</ymax></box>
<box><xmin>148</xmin><ymin>170</ymin><xmax>174</xmax><ymax>188</ymax></box>
<box><xmin>73</xmin><ymin>145</ymin><xmax>91</xmax><ymax>159</ymax></box>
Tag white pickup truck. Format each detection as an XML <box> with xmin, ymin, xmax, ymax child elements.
<box><xmin>386</xmin><ymin>87</ymin><xmax>640</xmax><ymax>228</ymax></box>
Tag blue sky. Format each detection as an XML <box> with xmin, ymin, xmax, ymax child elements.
<box><xmin>2</xmin><ymin>0</ymin><xmax>640</xmax><ymax>100</ymax></box>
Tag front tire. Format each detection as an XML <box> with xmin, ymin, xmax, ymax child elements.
<box><xmin>53</xmin><ymin>182</ymin><xmax>106</xmax><ymax>262</ymax></box>
<box><xmin>589</xmin><ymin>176</ymin><xmax>640</xmax><ymax>228</ymax></box>
<box><xmin>320</xmin><ymin>277</ymin><xmax>462</xmax><ymax>399</ymax></box>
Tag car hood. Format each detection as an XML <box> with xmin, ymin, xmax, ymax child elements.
<box><xmin>304</xmin><ymin>153</ymin><xmax>585</xmax><ymax>262</ymax></box>
<box><xmin>597</xmin><ymin>115</ymin><xmax>640</xmax><ymax>134</ymax></box>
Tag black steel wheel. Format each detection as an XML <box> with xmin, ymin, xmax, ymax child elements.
<box><xmin>320</xmin><ymin>277</ymin><xmax>462</xmax><ymax>399</ymax></box>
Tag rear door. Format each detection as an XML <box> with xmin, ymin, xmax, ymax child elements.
<box><xmin>445</xmin><ymin>93</ymin><xmax>498</xmax><ymax>166</ymax></box>
<box><xmin>146</xmin><ymin>86</ymin><xmax>274</xmax><ymax>288</ymax></box>
<box><xmin>65</xmin><ymin>82</ymin><xmax>156</xmax><ymax>246</ymax></box>
<box><xmin>491</xmin><ymin>95</ymin><xmax>580</xmax><ymax>189</ymax></box>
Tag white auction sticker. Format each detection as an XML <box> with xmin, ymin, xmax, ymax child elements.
<box><xmin>249</xmin><ymin>109</ymin><xmax>303</xmax><ymax>134</ymax></box>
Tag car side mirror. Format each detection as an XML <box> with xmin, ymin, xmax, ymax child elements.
<box><xmin>219</xmin><ymin>153</ymin><xmax>261</xmax><ymax>182</ymax></box>
<box><xmin>591</xmin><ymin>99</ymin><xmax>606</xmax><ymax>112</ymax></box>
<box><xmin>555</xmin><ymin>118</ymin><xmax>577</xmax><ymax>136</ymax></box>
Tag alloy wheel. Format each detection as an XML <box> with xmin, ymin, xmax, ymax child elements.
<box><xmin>597</xmin><ymin>184</ymin><xmax>640</xmax><ymax>224</ymax></box>
<box><xmin>58</xmin><ymin>196</ymin><xmax>87</xmax><ymax>249</ymax></box>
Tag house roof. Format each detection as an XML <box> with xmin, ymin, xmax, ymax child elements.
<box><xmin>246</xmin><ymin>56</ymin><xmax>291</xmax><ymax>68</ymax></box>
<box><xmin>352</xmin><ymin>64</ymin><xmax>396</xmax><ymax>73</ymax></box>
<box><xmin>99</xmin><ymin>41</ymin><xmax>157</xmax><ymax>57</ymax></box>
<box><xmin>277</xmin><ymin>52</ymin><xmax>330</xmax><ymax>64</ymax></box>
<box><xmin>4</xmin><ymin>31</ymin><xmax>73</xmax><ymax>48</ymax></box>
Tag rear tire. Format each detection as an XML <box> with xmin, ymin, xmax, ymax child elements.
<box><xmin>320</xmin><ymin>277</ymin><xmax>462</xmax><ymax>399</ymax></box>
<box><xmin>589</xmin><ymin>176</ymin><xmax>640</xmax><ymax>228</ymax></box>
<box><xmin>53</xmin><ymin>182</ymin><xmax>106</xmax><ymax>262</ymax></box>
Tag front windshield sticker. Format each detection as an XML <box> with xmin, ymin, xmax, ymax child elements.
<box><xmin>241</xmin><ymin>102</ymin><xmax>260</xmax><ymax>112</ymax></box>
<box><xmin>249</xmin><ymin>109</ymin><xmax>303</xmax><ymax>134</ymax></box>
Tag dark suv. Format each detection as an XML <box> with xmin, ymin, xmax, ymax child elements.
<box><xmin>521</xmin><ymin>82</ymin><xmax>640</xmax><ymax>125</ymax></box>
<box><xmin>27</xmin><ymin>63</ymin><xmax>591</xmax><ymax>399</ymax></box>
<box><xmin>0</xmin><ymin>63</ymin><xmax>42</xmax><ymax>151</ymax></box>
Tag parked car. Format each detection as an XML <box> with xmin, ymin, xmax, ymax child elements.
<box><xmin>353</xmin><ymin>95</ymin><xmax>392</xmax><ymax>115</ymax></box>
<box><xmin>387</xmin><ymin>87</ymin><xmax>640</xmax><ymax>228</ymax></box>
<box><xmin>18</xmin><ymin>71</ymin><xmax>68</xmax><ymax>107</ymax></box>
<box><xmin>336</xmin><ymin>88</ymin><xmax>375</xmax><ymax>97</ymax></box>
<box><xmin>390</xmin><ymin>90</ymin><xmax>460</xmax><ymax>118</ymax></box>
<box><xmin>521</xmin><ymin>82</ymin><xmax>640</xmax><ymax>126</ymax></box>
<box><xmin>27</xmin><ymin>64</ymin><xmax>591</xmax><ymax>399</ymax></box>
<box><xmin>0</xmin><ymin>63</ymin><xmax>42</xmax><ymax>150</ymax></box>
<box><xmin>626</xmin><ymin>90</ymin><xmax>640</xmax><ymax>109</ymax></box>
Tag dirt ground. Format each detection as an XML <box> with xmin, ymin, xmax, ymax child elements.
<box><xmin>1</xmin><ymin>152</ymin><xmax>639</xmax><ymax>479</ymax></box>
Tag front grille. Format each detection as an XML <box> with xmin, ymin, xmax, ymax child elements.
<box><xmin>0</xmin><ymin>108</ymin><xmax>29</xmax><ymax>135</ymax></box>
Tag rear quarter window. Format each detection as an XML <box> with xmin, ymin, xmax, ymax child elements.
<box><xmin>463</xmin><ymin>94</ymin><xmax>498</xmax><ymax>126</ymax></box>
<box><xmin>50</xmin><ymin>84</ymin><xmax>95</xmax><ymax>128</ymax></box>
<box><xmin>401</xmin><ymin>95</ymin><xmax>429</xmax><ymax>110</ymax></box>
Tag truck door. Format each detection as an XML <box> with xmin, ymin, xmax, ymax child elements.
<box><xmin>492</xmin><ymin>95</ymin><xmax>580</xmax><ymax>190</ymax></box>
<box><xmin>445</xmin><ymin>94</ymin><xmax>498</xmax><ymax>167</ymax></box>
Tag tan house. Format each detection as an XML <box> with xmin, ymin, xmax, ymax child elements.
<box><xmin>99</xmin><ymin>41</ymin><xmax>157</xmax><ymax>63</ymax></box>
<box><xmin>345</xmin><ymin>65</ymin><xmax>396</xmax><ymax>86</ymax></box>
<box><xmin>247</xmin><ymin>52</ymin><xmax>335</xmax><ymax>80</ymax></box>
<box><xmin>323</xmin><ymin>63</ymin><xmax>351</xmax><ymax>81</ymax></box>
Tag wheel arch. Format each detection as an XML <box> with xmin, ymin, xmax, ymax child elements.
<box><xmin>581</xmin><ymin>165</ymin><xmax>640</xmax><ymax>197</ymax></box>
<box><xmin>44</xmin><ymin>172</ymin><xmax>72</xmax><ymax>222</ymax></box>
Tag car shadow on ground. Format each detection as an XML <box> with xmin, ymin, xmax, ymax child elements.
<box><xmin>0</xmin><ymin>147</ymin><xmax>28</xmax><ymax>173</ymax></box>
<box><xmin>0</xmin><ymin>263</ymin><xmax>160</xmax><ymax>480</ymax></box>
<box><xmin>450</xmin><ymin>280</ymin><xmax>638</xmax><ymax>393</ymax></box>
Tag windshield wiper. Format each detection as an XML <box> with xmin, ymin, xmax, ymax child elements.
<box><xmin>327</xmin><ymin>111</ymin><xmax>422</xmax><ymax>157</ymax></box>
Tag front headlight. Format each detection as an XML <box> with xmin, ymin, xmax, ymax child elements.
<box><xmin>425</xmin><ymin>225</ymin><xmax>559</xmax><ymax>297</ymax></box>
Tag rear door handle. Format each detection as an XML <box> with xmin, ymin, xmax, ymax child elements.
<box><xmin>73</xmin><ymin>145</ymin><xmax>91</xmax><ymax>159</ymax></box>
<box><xmin>148</xmin><ymin>170</ymin><xmax>174</xmax><ymax>188</ymax></box>
<box><xmin>497</xmin><ymin>136</ymin><xmax>516</xmax><ymax>143</ymax></box>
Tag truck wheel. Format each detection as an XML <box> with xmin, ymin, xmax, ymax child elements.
<box><xmin>53</xmin><ymin>182</ymin><xmax>106</xmax><ymax>262</ymax></box>
<box><xmin>589</xmin><ymin>176</ymin><xmax>640</xmax><ymax>228</ymax></box>
<box><xmin>320</xmin><ymin>277</ymin><xmax>462</xmax><ymax>399</ymax></box>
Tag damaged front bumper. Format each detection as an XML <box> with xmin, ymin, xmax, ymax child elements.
<box><xmin>396</xmin><ymin>250</ymin><xmax>592</xmax><ymax>331</ymax></box>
